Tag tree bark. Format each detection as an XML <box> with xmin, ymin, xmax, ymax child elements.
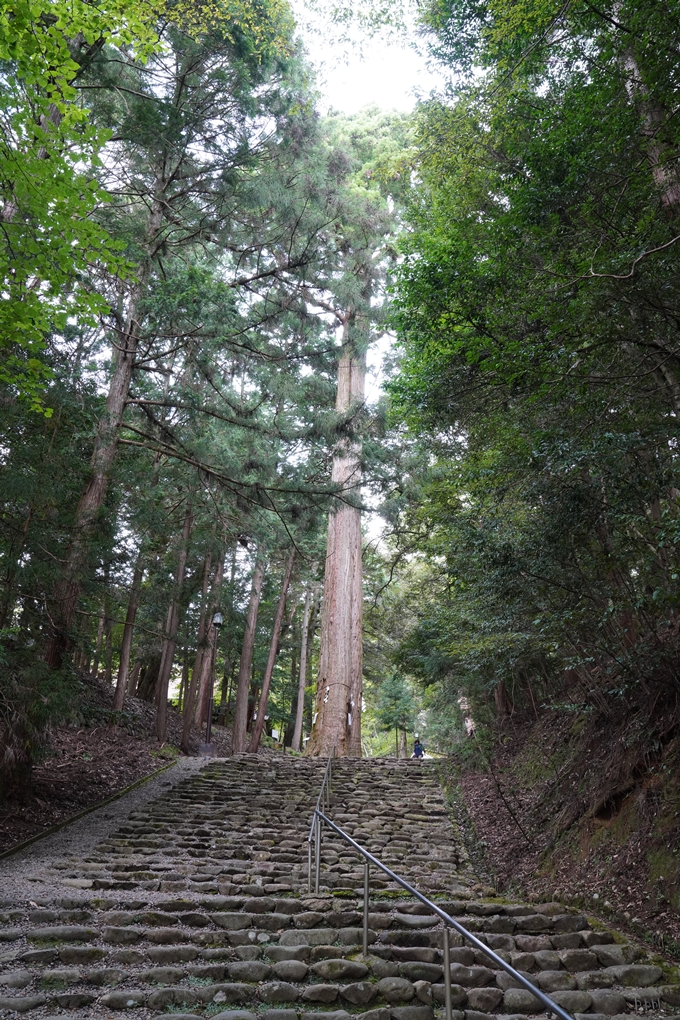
<box><xmin>232</xmin><ymin>556</ymin><xmax>265</xmax><ymax>753</ymax></box>
<box><xmin>104</xmin><ymin>604</ymin><xmax>113</xmax><ymax>684</ymax></box>
<box><xmin>179</xmin><ymin>553</ymin><xmax>213</xmax><ymax>751</ymax></box>
<box><xmin>623</xmin><ymin>52</ymin><xmax>680</xmax><ymax>214</ymax></box>
<box><xmin>248</xmin><ymin>548</ymin><xmax>296</xmax><ymax>753</ymax></box>
<box><xmin>494</xmin><ymin>679</ymin><xmax>512</xmax><ymax>718</ymax></box>
<box><xmin>128</xmin><ymin>660</ymin><xmax>141</xmax><ymax>697</ymax></box>
<box><xmin>43</xmin><ymin>198</ymin><xmax>164</xmax><ymax>669</ymax></box>
<box><xmin>399</xmin><ymin>728</ymin><xmax>408</xmax><ymax>759</ymax></box>
<box><xmin>179</xmin><ymin>646</ymin><xmax>189</xmax><ymax>712</ymax></box>
<box><xmin>291</xmin><ymin>588</ymin><xmax>312</xmax><ymax>752</ymax></box>
<box><xmin>90</xmin><ymin>604</ymin><xmax>105</xmax><ymax>678</ymax></box>
<box><xmin>112</xmin><ymin>549</ymin><xmax>144</xmax><ymax>712</ymax></box>
<box><xmin>194</xmin><ymin>554</ymin><xmax>226</xmax><ymax>730</ymax></box>
<box><xmin>307</xmin><ymin>323</ymin><xmax>365</xmax><ymax>757</ymax></box>
<box><xmin>0</xmin><ymin>505</ymin><xmax>33</xmax><ymax>629</ymax></box>
<box><xmin>155</xmin><ymin>502</ymin><xmax>193</xmax><ymax>743</ymax></box>
<box><xmin>194</xmin><ymin>616</ymin><xmax>217</xmax><ymax>731</ymax></box>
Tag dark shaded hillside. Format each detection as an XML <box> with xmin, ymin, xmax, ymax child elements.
<box><xmin>446</xmin><ymin>711</ymin><xmax>680</xmax><ymax>960</ymax></box>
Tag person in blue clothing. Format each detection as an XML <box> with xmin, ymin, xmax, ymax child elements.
<box><xmin>412</xmin><ymin>736</ymin><xmax>425</xmax><ymax>759</ymax></box>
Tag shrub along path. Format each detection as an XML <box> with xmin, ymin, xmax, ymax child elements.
<box><xmin>0</xmin><ymin>754</ymin><xmax>679</xmax><ymax>1020</ymax></box>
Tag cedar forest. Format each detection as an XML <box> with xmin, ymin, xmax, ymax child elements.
<box><xmin>2</xmin><ymin>0</ymin><xmax>680</xmax><ymax>924</ymax></box>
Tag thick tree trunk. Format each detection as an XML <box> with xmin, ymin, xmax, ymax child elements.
<box><xmin>307</xmin><ymin>326</ymin><xmax>365</xmax><ymax>757</ymax></box>
<box><xmin>248</xmin><ymin>548</ymin><xmax>296</xmax><ymax>753</ymax></box>
<box><xmin>623</xmin><ymin>52</ymin><xmax>680</xmax><ymax>214</ymax></box>
<box><xmin>194</xmin><ymin>555</ymin><xmax>226</xmax><ymax>730</ymax></box>
<box><xmin>232</xmin><ymin>557</ymin><xmax>265</xmax><ymax>753</ymax></box>
<box><xmin>112</xmin><ymin>549</ymin><xmax>144</xmax><ymax>712</ymax></box>
<box><xmin>43</xmin><ymin>199</ymin><xmax>163</xmax><ymax>669</ymax></box>
<box><xmin>155</xmin><ymin>503</ymin><xmax>193</xmax><ymax>743</ymax></box>
<box><xmin>291</xmin><ymin>588</ymin><xmax>312</xmax><ymax>752</ymax></box>
<box><xmin>137</xmin><ymin>653</ymin><xmax>161</xmax><ymax>702</ymax></box>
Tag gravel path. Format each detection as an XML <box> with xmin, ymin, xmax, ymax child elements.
<box><xmin>0</xmin><ymin>755</ymin><xmax>208</xmax><ymax>903</ymax></box>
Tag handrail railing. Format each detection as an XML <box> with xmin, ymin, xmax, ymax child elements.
<box><xmin>307</xmin><ymin>763</ymin><xmax>574</xmax><ymax>1020</ymax></box>
<box><xmin>307</xmin><ymin>742</ymin><xmax>336</xmax><ymax>892</ymax></box>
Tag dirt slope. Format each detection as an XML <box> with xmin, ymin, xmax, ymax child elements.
<box><xmin>446</xmin><ymin>714</ymin><xmax>680</xmax><ymax>960</ymax></box>
<box><xmin>0</xmin><ymin>671</ymin><xmax>230</xmax><ymax>855</ymax></box>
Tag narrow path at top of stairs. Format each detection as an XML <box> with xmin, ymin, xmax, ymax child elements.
<box><xmin>0</xmin><ymin>754</ymin><xmax>678</xmax><ymax>1020</ymax></box>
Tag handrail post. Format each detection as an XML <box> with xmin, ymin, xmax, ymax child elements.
<box><xmin>363</xmin><ymin>860</ymin><xmax>370</xmax><ymax>957</ymax></box>
<box><xmin>443</xmin><ymin>924</ymin><xmax>452</xmax><ymax>1020</ymax></box>
<box><xmin>307</xmin><ymin>839</ymin><xmax>312</xmax><ymax>893</ymax></box>
<box><xmin>314</xmin><ymin>809</ymin><xmax>575</xmax><ymax>1020</ymax></box>
<box><xmin>314</xmin><ymin>813</ymin><xmax>322</xmax><ymax>894</ymax></box>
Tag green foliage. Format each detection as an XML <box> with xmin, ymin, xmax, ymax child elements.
<box><xmin>0</xmin><ymin>0</ymin><xmax>296</xmax><ymax>408</ymax></box>
<box><xmin>374</xmin><ymin>671</ymin><xmax>416</xmax><ymax>733</ymax></box>
<box><xmin>380</xmin><ymin>0</ymin><xmax>680</xmax><ymax>755</ymax></box>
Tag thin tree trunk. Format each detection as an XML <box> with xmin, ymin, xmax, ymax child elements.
<box><xmin>90</xmin><ymin>605</ymin><xmax>105</xmax><ymax>677</ymax></box>
<box><xmin>248</xmin><ymin>548</ymin><xmax>296</xmax><ymax>753</ymax></box>
<box><xmin>291</xmin><ymin>588</ymin><xmax>312</xmax><ymax>752</ymax></box>
<box><xmin>232</xmin><ymin>556</ymin><xmax>265</xmax><ymax>753</ymax></box>
<box><xmin>197</xmin><ymin>618</ymin><xmax>219</xmax><ymax>744</ymax></box>
<box><xmin>180</xmin><ymin>553</ymin><xmax>213</xmax><ymax>750</ymax></box>
<box><xmin>494</xmin><ymin>679</ymin><xmax>512</xmax><ymax>717</ymax></box>
<box><xmin>219</xmin><ymin>656</ymin><xmax>231</xmax><ymax>711</ymax></box>
<box><xmin>194</xmin><ymin>615</ymin><xmax>217</xmax><ymax>731</ymax></box>
<box><xmin>194</xmin><ymin>554</ymin><xmax>226</xmax><ymax>730</ymax></box>
<box><xmin>128</xmin><ymin>660</ymin><xmax>141</xmax><ymax>697</ymax></box>
<box><xmin>155</xmin><ymin>503</ymin><xmax>193</xmax><ymax>743</ymax></box>
<box><xmin>307</xmin><ymin>320</ymin><xmax>365</xmax><ymax>757</ymax></box>
<box><xmin>0</xmin><ymin>410</ymin><xmax>61</xmax><ymax>628</ymax></box>
<box><xmin>178</xmin><ymin>647</ymin><xmax>189</xmax><ymax>712</ymax></box>
<box><xmin>104</xmin><ymin>604</ymin><xmax>113</xmax><ymax>684</ymax></box>
<box><xmin>305</xmin><ymin>595</ymin><xmax>318</xmax><ymax>735</ymax></box>
<box><xmin>43</xmin><ymin>198</ymin><xmax>164</xmax><ymax>669</ymax></box>
<box><xmin>0</xmin><ymin>506</ymin><xmax>33</xmax><ymax>629</ymax></box>
<box><xmin>112</xmin><ymin>549</ymin><xmax>144</xmax><ymax>712</ymax></box>
<box><xmin>399</xmin><ymin>728</ymin><xmax>408</xmax><ymax>759</ymax></box>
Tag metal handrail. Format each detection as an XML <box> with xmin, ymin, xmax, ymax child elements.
<box><xmin>308</xmin><ymin>744</ymin><xmax>336</xmax><ymax>841</ymax></box>
<box><xmin>314</xmin><ymin>807</ymin><xmax>574</xmax><ymax>1020</ymax></box>
<box><xmin>307</xmin><ymin>743</ymin><xmax>336</xmax><ymax>892</ymax></box>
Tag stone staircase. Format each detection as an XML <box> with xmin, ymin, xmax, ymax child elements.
<box><xmin>0</xmin><ymin>754</ymin><xmax>679</xmax><ymax>1020</ymax></box>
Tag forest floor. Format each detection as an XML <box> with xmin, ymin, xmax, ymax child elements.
<box><xmin>454</xmin><ymin>716</ymin><xmax>680</xmax><ymax>961</ymax></box>
<box><xmin>0</xmin><ymin>671</ymin><xmax>231</xmax><ymax>856</ymax></box>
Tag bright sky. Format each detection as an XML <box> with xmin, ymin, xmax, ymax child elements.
<box><xmin>292</xmin><ymin>5</ymin><xmax>444</xmax><ymax>115</ymax></box>
<box><xmin>310</xmin><ymin>39</ymin><xmax>442</xmax><ymax>115</ymax></box>
<box><xmin>290</xmin><ymin>5</ymin><xmax>445</xmax><ymax>408</ymax></box>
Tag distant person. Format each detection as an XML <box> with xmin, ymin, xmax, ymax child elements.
<box><xmin>412</xmin><ymin>738</ymin><xmax>424</xmax><ymax>759</ymax></box>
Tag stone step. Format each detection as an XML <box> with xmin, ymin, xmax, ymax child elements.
<box><xmin>0</xmin><ymin>755</ymin><xmax>678</xmax><ymax>1019</ymax></box>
